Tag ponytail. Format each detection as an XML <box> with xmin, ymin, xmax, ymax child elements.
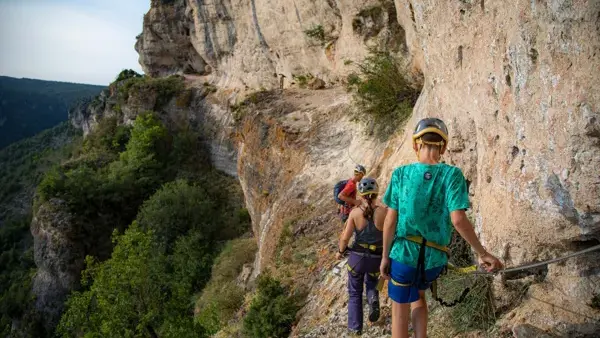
<box><xmin>362</xmin><ymin>193</ymin><xmax>378</xmax><ymax>220</ymax></box>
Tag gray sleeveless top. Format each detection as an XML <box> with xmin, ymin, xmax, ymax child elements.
<box><xmin>353</xmin><ymin>207</ymin><xmax>383</xmax><ymax>248</ymax></box>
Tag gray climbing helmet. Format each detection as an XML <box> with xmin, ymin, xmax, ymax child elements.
<box><xmin>358</xmin><ymin>177</ymin><xmax>378</xmax><ymax>196</ymax></box>
<box><xmin>412</xmin><ymin>118</ymin><xmax>449</xmax><ymax>144</ymax></box>
<box><xmin>354</xmin><ymin>164</ymin><xmax>366</xmax><ymax>175</ymax></box>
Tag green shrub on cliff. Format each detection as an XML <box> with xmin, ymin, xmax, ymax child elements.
<box><xmin>115</xmin><ymin>69</ymin><xmax>143</xmax><ymax>82</ymax></box>
<box><xmin>346</xmin><ymin>48</ymin><xmax>421</xmax><ymax>139</ymax></box>
<box><xmin>242</xmin><ymin>274</ymin><xmax>301</xmax><ymax>338</ymax></box>
<box><xmin>38</xmin><ymin>112</ymin><xmax>170</xmax><ymax>219</ymax></box>
<box><xmin>57</xmin><ymin>177</ymin><xmax>251</xmax><ymax>338</ymax></box>
<box><xmin>118</xmin><ymin>75</ymin><xmax>185</xmax><ymax>109</ymax></box>
<box><xmin>135</xmin><ymin>179</ymin><xmax>216</xmax><ymax>251</ymax></box>
<box><xmin>81</xmin><ymin>116</ymin><xmax>131</xmax><ymax>155</ymax></box>
<box><xmin>47</xmin><ymin>109</ymin><xmax>251</xmax><ymax>337</ymax></box>
<box><xmin>35</xmin><ymin>112</ymin><xmax>177</xmax><ymax>269</ymax></box>
<box><xmin>195</xmin><ymin>238</ymin><xmax>257</xmax><ymax>334</ymax></box>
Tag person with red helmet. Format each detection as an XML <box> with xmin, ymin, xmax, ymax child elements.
<box><xmin>336</xmin><ymin>164</ymin><xmax>367</xmax><ymax>224</ymax></box>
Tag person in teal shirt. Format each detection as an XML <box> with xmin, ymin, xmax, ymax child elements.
<box><xmin>380</xmin><ymin>118</ymin><xmax>503</xmax><ymax>338</ymax></box>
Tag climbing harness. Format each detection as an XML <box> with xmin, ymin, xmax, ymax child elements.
<box><xmin>356</xmin><ymin>243</ymin><xmax>381</xmax><ymax>253</ymax></box>
<box><xmin>337</xmin><ymin>236</ymin><xmax>600</xmax><ymax>308</ymax></box>
<box><xmin>389</xmin><ymin>236</ymin><xmax>600</xmax><ymax>307</ymax></box>
<box><xmin>388</xmin><ymin>236</ymin><xmax>469</xmax><ymax>307</ymax></box>
<box><xmin>343</xmin><ymin>246</ymin><xmax>384</xmax><ymax>291</ymax></box>
<box><xmin>404</xmin><ymin>235</ymin><xmax>448</xmax><ymax>253</ymax></box>
<box><xmin>340</xmin><ymin>199</ymin><xmax>385</xmax><ymax>293</ymax></box>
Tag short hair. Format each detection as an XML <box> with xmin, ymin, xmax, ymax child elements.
<box><xmin>421</xmin><ymin>132</ymin><xmax>444</xmax><ymax>143</ymax></box>
<box><xmin>419</xmin><ymin>132</ymin><xmax>444</xmax><ymax>149</ymax></box>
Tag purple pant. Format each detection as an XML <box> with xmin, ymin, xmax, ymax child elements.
<box><xmin>347</xmin><ymin>251</ymin><xmax>381</xmax><ymax>331</ymax></box>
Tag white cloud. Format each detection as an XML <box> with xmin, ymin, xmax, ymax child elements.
<box><xmin>0</xmin><ymin>0</ymin><xmax>149</xmax><ymax>85</ymax></box>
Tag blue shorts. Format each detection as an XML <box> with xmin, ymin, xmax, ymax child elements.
<box><xmin>387</xmin><ymin>259</ymin><xmax>445</xmax><ymax>303</ymax></box>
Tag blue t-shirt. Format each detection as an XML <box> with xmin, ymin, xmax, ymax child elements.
<box><xmin>383</xmin><ymin>163</ymin><xmax>470</xmax><ymax>269</ymax></box>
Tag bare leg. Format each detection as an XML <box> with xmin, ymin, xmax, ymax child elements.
<box><xmin>410</xmin><ymin>290</ymin><xmax>428</xmax><ymax>338</ymax></box>
<box><xmin>391</xmin><ymin>300</ymin><xmax>411</xmax><ymax>338</ymax></box>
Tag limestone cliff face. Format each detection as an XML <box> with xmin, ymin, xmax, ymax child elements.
<box><xmin>31</xmin><ymin>199</ymin><xmax>86</xmax><ymax>332</ymax></box>
<box><xmin>232</xmin><ymin>88</ymin><xmax>385</xmax><ymax>275</ymax></box>
<box><xmin>136</xmin><ymin>0</ymin><xmax>405</xmax><ymax>89</ymax></box>
<box><xmin>68</xmin><ymin>78</ymin><xmax>238</xmax><ymax>176</ymax></box>
<box><xmin>224</xmin><ymin>0</ymin><xmax>600</xmax><ymax>336</ymax></box>
<box><xmin>382</xmin><ymin>0</ymin><xmax>600</xmax><ymax>333</ymax></box>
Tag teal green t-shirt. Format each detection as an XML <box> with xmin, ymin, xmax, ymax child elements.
<box><xmin>382</xmin><ymin>163</ymin><xmax>470</xmax><ymax>269</ymax></box>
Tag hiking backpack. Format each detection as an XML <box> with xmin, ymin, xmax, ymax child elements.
<box><xmin>333</xmin><ymin>180</ymin><xmax>348</xmax><ymax>205</ymax></box>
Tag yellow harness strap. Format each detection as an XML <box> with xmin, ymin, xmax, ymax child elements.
<box><xmin>447</xmin><ymin>263</ymin><xmax>478</xmax><ymax>273</ymax></box>
<box><xmin>403</xmin><ymin>237</ymin><xmax>478</xmax><ymax>272</ymax></box>
<box><xmin>346</xmin><ymin>265</ymin><xmax>381</xmax><ymax>280</ymax></box>
<box><xmin>390</xmin><ymin>278</ymin><xmax>412</xmax><ymax>287</ymax></box>
<box><xmin>404</xmin><ymin>236</ymin><xmax>449</xmax><ymax>253</ymax></box>
<box><xmin>357</xmin><ymin>243</ymin><xmax>380</xmax><ymax>252</ymax></box>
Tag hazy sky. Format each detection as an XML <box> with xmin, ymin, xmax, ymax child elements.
<box><xmin>0</xmin><ymin>0</ymin><xmax>149</xmax><ymax>85</ymax></box>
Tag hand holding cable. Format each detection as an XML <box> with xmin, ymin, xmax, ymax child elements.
<box><xmin>478</xmin><ymin>251</ymin><xmax>504</xmax><ymax>272</ymax></box>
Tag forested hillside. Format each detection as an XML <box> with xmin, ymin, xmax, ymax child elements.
<box><xmin>2</xmin><ymin>71</ymin><xmax>256</xmax><ymax>337</ymax></box>
<box><xmin>0</xmin><ymin>122</ymin><xmax>81</xmax><ymax>336</ymax></box>
<box><xmin>0</xmin><ymin>76</ymin><xmax>104</xmax><ymax>149</ymax></box>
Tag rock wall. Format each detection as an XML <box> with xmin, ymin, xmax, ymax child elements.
<box><xmin>136</xmin><ymin>0</ymin><xmax>405</xmax><ymax>89</ymax></box>
<box><xmin>225</xmin><ymin>0</ymin><xmax>600</xmax><ymax>335</ymax></box>
<box><xmin>232</xmin><ymin>88</ymin><xmax>386</xmax><ymax>275</ymax></box>
<box><xmin>31</xmin><ymin>199</ymin><xmax>86</xmax><ymax>332</ymax></box>
<box><xmin>68</xmin><ymin>77</ymin><xmax>238</xmax><ymax>176</ymax></box>
<box><xmin>381</xmin><ymin>0</ymin><xmax>600</xmax><ymax>333</ymax></box>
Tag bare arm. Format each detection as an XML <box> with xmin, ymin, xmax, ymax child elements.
<box><xmin>338</xmin><ymin>191</ymin><xmax>359</xmax><ymax>206</ymax></box>
<box><xmin>450</xmin><ymin>210</ymin><xmax>486</xmax><ymax>255</ymax></box>
<box><xmin>338</xmin><ymin>212</ymin><xmax>355</xmax><ymax>253</ymax></box>
<box><xmin>451</xmin><ymin>210</ymin><xmax>503</xmax><ymax>271</ymax></box>
<box><xmin>374</xmin><ymin>205</ymin><xmax>387</xmax><ymax>231</ymax></box>
<box><xmin>382</xmin><ymin>208</ymin><xmax>398</xmax><ymax>258</ymax></box>
<box><xmin>379</xmin><ymin>207</ymin><xmax>397</xmax><ymax>279</ymax></box>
